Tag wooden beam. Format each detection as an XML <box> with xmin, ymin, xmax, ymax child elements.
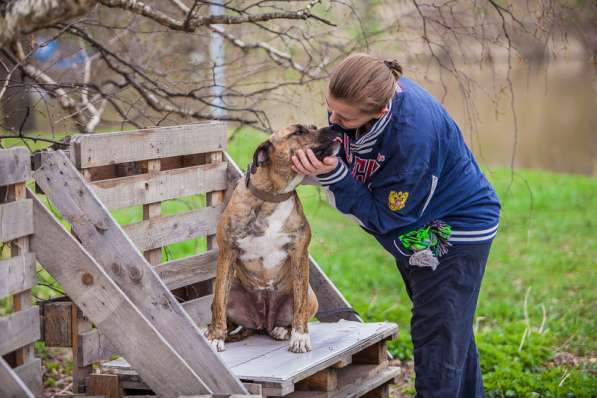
<box><xmin>7</xmin><ymin>180</ymin><xmax>36</xmax><ymax>368</ymax></box>
<box><xmin>70</xmin><ymin>122</ymin><xmax>227</xmax><ymax>168</ymax></box>
<box><xmin>76</xmin><ymin>293</ymin><xmax>213</xmax><ymax>367</ymax></box>
<box><xmin>181</xmin><ymin>294</ymin><xmax>213</xmax><ymax>327</ymax></box>
<box><xmin>0</xmin><ymin>253</ymin><xmax>36</xmax><ymax>298</ymax></box>
<box><xmin>87</xmin><ymin>374</ymin><xmax>122</xmax><ymax>398</ymax></box>
<box><xmin>0</xmin><ymin>200</ymin><xmax>33</xmax><ymax>242</ymax></box>
<box><xmin>40</xmin><ymin>301</ymin><xmax>73</xmax><ymax>347</ymax></box>
<box><xmin>12</xmin><ymin>357</ymin><xmax>42</xmax><ymax>396</ymax></box>
<box><xmin>91</xmin><ymin>162</ymin><xmax>227</xmax><ymax>209</ymax></box>
<box><xmin>77</xmin><ymin>329</ymin><xmax>118</xmax><ymax>367</ymax></box>
<box><xmin>155</xmin><ymin>250</ymin><xmax>218</xmax><ymax>291</ymax></box>
<box><xmin>0</xmin><ymin>147</ymin><xmax>31</xmax><ymax>186</ymax></box>
<box><xmin>0</xmin><ymin>307</ymin><xmax>40</xmax><ymax>356</ymax></box>
<box><xmin>33</xmin><ymin>151</ymin><xmax>246</xmax><ymax>395</ymax></box>
<box><xmin>124</xmin><ymin>205</ymin><xmax>223</xmax><ymax>252</ymax></box>
<box><xmin>223</xmin><ymin>152</ymin><xmax>360</xmax><ymax>323</ymax></box>
<box><xmin>295</xmin><ymin>368</ymin><xmax>337</xmax><ymax>392</ymax></box>
<box><xmin>0</xmin><ymin>357</ymin><xmax>35</xmax><ymax>398</ymax></box>
<box><xmin>353</xmin><ymin>341</ymin><xmax>387</xmax><ymax>365</ymax></box>
<box><xmin>28</xmin><ymin>188</ymin><xmax>213</xmax><ymax>397</ymax></box>
<box><xmin>141</xmin><ymin>159</ymin><xmax>162</xmax><ymax>266</ymax></box>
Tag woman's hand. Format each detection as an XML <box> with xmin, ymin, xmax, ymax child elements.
<box><xmin>291</xmin><ymin>148</ymin><xmax>338</xmax><ymax>176</ymax></box>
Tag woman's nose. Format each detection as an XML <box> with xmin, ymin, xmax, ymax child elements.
<box><xmin>329</xmin><ymin>111</ymin><xmax>340</xmax><ymax>124</ymax></box>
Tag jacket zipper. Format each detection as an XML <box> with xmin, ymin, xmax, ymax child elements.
<box><xmin>419</xmin><ymin>175</ymin><xmax>438</xmax><ymax>216</ymax></box>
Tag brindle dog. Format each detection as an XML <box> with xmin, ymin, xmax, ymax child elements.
<box><xmin>206</xmin><ymin>124</ymin><xmax>340</xmax><ymax>353</ymax></box>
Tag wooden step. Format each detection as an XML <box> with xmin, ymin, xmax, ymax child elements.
<box><xmin>100</xmin><ymin>320</ymin><xmax>398</xmax><ymax>397</ymax></box>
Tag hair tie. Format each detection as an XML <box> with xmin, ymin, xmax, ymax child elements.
<box><xmin>383</xmin><ymin>59</ymin><xmax>403</xmax><ymax>78</ymax></box>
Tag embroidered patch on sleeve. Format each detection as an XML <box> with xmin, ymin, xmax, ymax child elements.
<box><xmin>389</xmin><ymin>191</ymin><xmax>409</xmax><ymax>211</ymax></box>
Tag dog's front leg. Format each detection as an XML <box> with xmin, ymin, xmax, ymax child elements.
<box><xmin>289</xmin><ymin>249</ymin><xmax>312</xmax><ymax>353</ymax></box>
<box><xmin>207</xmin><ymin>247</ymin><xmax>235</xmax><ymax>352</ymax></box>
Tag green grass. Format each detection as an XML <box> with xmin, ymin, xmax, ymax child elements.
<box><xmin>228</xmin><ymin>128</ymin><xmax>597</xmax><ymax>397</ymax></box>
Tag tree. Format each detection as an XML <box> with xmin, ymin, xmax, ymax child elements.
<box><xmin>0</xmin><ymin>0</ymin><xmax>594</xmax><ymax>144</ymax></box>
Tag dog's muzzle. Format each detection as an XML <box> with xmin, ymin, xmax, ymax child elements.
<box><xmin>312</xmin><ymin>137</ymin><xmax>342</xmax><ymax>160</ymax></box>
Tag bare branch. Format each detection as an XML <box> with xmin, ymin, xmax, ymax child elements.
<box><xmin>0</xmin><ymin>0</ymin><xmax>96</xmax><ymax>47</ymax></box>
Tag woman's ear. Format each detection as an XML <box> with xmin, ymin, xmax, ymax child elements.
<box><xmin>376</xmin><ymin>106</ymin><xmax>390</xmax><ymax>119</ymax></box>
<box><xmin>251</xmin><ymin>140</ymin><xmax>272</xmax><ymax>174</ymax></box>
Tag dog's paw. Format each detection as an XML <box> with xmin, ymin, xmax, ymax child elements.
<box><xmin>288</xmin><ymin>329</ymin><xmax>311</xmax><ymax>353</ymax></box>
<box><xmin>270</xmin><ymin>326</ymin><xmax>290</xmax><ymax>341</ymax></box>
<box><xmin>208</xmin><ymin>338</ymin><xmax>225</xmax><ymax>352</ymax></box>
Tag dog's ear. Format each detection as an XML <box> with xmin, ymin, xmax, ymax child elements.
<box><xmin>251</xmin><ymin>140</ymin><xmax>272</xmax><ymax>173</ymax></box>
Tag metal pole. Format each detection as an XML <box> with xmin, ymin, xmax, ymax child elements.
<box><xmin>209</xmin><ymin>0</ymin><xmax>225</xmax><ymax>118</ymax></box>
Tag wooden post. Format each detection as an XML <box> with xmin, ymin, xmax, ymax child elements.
<box><xmin>193</xmin><ymin>151</ymin><xmax>225</xmax><ymax>298</ymax></box>
<box><xmin>7</xmin><ymin>183</ymin><xmax>35</xmax><ymax>367</ymax></box>
<box><xmin>141</xmin><ymin>159</ymin><xmax>162</xmax><ymax>266</ymax></box>
<box><xmin>72</xmin><ymin>169</ymin><xmax>94</xmax><ymax>393</ymax></box>
<box><xmin>87</xmin><ymin>373</ymin><xmax>122</xmax><ymax>398</ymax></box>
<box><xmin>72</xmin><ymin>305</ymin><xmax>93</xmax><ymax>393</ymax></box>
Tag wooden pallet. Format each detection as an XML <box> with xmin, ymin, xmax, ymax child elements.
<box><xmin>99</xmin><ymin>321</ymin><xmax>399</xmax><ymax>397</ymax></box>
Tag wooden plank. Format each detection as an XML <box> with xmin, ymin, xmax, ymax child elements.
<box><xmin>206</xmin><ymin>151</ymin><xmax>224</xmax><ymax>250</ymax></box>
<box><xmin>33</xmin><ymin>151</ymin><xmax>246</xmax><ymax>395</ymax></box>
<box><xmin>87</xmin><ymin>374</ymin><xmax>122</xmax><ymax>398</ymax></box>
<box><xmin>0</xmin><ymin>200</ymin><xmax>33</xmax><ymax>242</ymax></box>
<box><xmin>361</xmin><ymin>383</ymin><xmax>390</xmax><ymax>398</ymax></box>
<box><xmin>91</xmin><ymin>162</ymin><xmax>228</xmax><ymax>209</ymax></box>
<box><xmin>0</xmin><ymin>147</ymin><xmax>31</xmax><ymax>186</ymax></box>
<box><xmin>13</xmin><ymin>357</ymin><xmax>42</xmax><ymax>397</ymax></box>
<box><xmin>72</xmin><ymin>303</ymin><xmax>93</xmax><ymax>393</ymax></box>
<box><xmin>295</xmin><ymin>368</ymin><xmax>337</xmax><ymax>392</ymax></box>
<box><xmin>332</xmin><ymin>354</ymin><xmax>352</xmax><ymax>369</ymax></box>
<box><xmin>0</xmin><ymin>253</ymin><xmax>36</xmax><ymax>298</ymax></box>
<box><xmin>286</xmin><ymin>365</ymin><xmax>399</xmax><ymax>398</ymax></box>
<box><xmin>141</xmin><ymin>159</ymin><xmax>162</xmax><ymax>265</ymax></box>
<box><xmin>223</xmin><ymin>152</ymin><xmax>360</xmax><ymax>323</ymax></box>
<box><xmin>124</xmin><ymin>206</ymin><xmax>223</xmax><ymax>252</ymax></box>
<box><xmin>28</xmin><ymin>188</ymin><xmax>214</xmax><ymax>397</ymax></box>
<box><xmin>70</xmin><ymin>122</ymin><xmax>228</xmax><ymax>168</ymax></box>
<box><xmin>0</xmin><ymin>357</ymin><xmax>35</xmax><ymax>398</ymax></box>
<box><xmin>0</xmin><ymin>307</ymin><xmax>40</xmax><ymax>356</ymax></box>
<box><xmin>353</xmin><ymin>341</ymin><xmax>387</xmax><ymax>365</ymax></box>
<box><xmin>219</xmin><ymin>321</ymin><xmax>397</xmax><ymax>385</ymax></box>
<box><xmin>41</xmin><ymin>301</ymin><xmax>72</xmax><ymax>347</ymax></box>
<box><xmin>77</xmin><ymin>294</ymin><xmax>213</xmax><ymax>367</ymax></box>
<box><xmin>181</xmin><ymin>294</ymin><xmax>213</xmax><ymax>327</ymax></box>
<box><xmin>156</xmin><ymin>250</ymin><xmax>218</xmax><ymax>290</ymax></box>
<box><xmin>78</xmin><ymin>329</ymin><xmax>118</xmax><ymax>367</ymax></box>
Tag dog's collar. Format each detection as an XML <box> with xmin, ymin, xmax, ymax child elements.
<box><xmin>245</xmin><ymin>163</ymin><xmax>295</xmax><ymax>203</ymax></box>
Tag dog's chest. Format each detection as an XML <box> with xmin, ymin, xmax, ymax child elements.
<box><xmin>236</xmin><ymin>199</ymin><xmax>295</xmax><ymax>270</ymax></box>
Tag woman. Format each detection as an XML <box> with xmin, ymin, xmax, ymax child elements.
<box><xmin>292</xmin><ymin>53</ymin><xmax>500</xmax><ymax>397</ymax></box>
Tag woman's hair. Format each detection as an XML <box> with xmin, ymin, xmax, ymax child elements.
<box><xmin>329</xmin><ymin>53</ymin><xmax>402</xmax><ymax>114</ymax></box>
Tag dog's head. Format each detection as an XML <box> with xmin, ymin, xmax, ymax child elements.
<box><xmin>251</xmin><ymin>124</ymin><xmax>341</xmax><ymax>177</ymax></box>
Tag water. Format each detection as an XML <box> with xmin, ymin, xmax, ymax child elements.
<box><xmin>264</xmin><ymin>59</ymin><xmax>596</xmax><ymax>176</ymax></box>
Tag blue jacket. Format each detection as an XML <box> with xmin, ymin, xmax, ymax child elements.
<box><xmin>316</xmin><ymin>77</ymin><xmax>500</xmax><ymax>255</ymax></box>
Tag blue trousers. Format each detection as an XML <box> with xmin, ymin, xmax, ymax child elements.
<box><xmin>394</xmin><ymin>241</ymin><xmax>491</xmax><ymax>397</ymax></box>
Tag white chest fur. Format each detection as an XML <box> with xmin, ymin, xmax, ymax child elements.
<box><xmin>237</xmin><ymin>198</ymin><xmax>294</xmax><ymax>269</ymax></box>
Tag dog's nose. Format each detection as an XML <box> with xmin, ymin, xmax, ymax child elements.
<box><xmin>318</xmin><ymin>127</ymin><xmax>342</xmax><ymax>138</ymax></box>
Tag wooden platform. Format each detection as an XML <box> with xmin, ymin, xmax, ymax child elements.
<box><xmin>101</xmin><ymin>320</ymin><xmax>399</xmax><ymax>397</ymax></box>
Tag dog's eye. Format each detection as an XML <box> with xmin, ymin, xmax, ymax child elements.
<box><xmin>294</xmin><ymin>125</ymin><xmax>309</xmax><ymax>135</ymax></box>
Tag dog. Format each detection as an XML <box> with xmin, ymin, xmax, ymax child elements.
<box><xmin>206</xmin><ymin>124</ymin><xmax>341</xmax><ymax>353</ymax></box>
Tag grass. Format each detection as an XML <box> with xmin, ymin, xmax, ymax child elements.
<box><xmin>228</xmin><ymin>128</ymin><xmax>597</xmax><ymax>397</ymax></box>
<box><xmin>2</xmin><ymin>128</ymin><xmax>595</xmax><ymax>396</ymax></box>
